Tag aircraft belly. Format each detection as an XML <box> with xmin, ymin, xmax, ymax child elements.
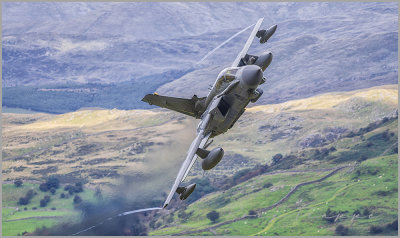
<box><xmin>209</xmin><ymin>88</ymin><xmax>250</xmax><ymax>136</ymax></box>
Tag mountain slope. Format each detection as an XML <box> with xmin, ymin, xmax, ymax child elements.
<box><xmin>2</xmin><ymin>85</ymin><xmax>397</xmax><ymax>236</ymax></box>
<box><xmin>2</xmin><ymin>2</ymin><xmax>398</xmax><ymax>114</ymax></box>
<box><xmin>149</xmin><ymin>119</ymin><xmax>398</xmax><ymax>236</ymax></box>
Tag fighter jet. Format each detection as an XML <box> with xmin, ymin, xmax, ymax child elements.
<box><xmin>142</xmin><ymin>18</ymin><xmax>277</xmax><ymax>208</ymax></box>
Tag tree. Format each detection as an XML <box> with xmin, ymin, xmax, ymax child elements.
<box><xmin>26</xmin><ymin>190</ymin><xmax>35</xmax><ymax>200</ymax></box>
<box><xmin>64</xmin><ymin>185</ymin><xmax>73</xmax><ymax>191</ymax></box>
<box><xmin>50</xmin><ymin>188</ymin><xmax>56</xmax><ymax>195</ymax></box>
<box><xmin>40</xmin><ymin>195</ymin><xmax>51</xmax><ymax>207</ymax></box>
<box><xmin>39</xmin><ymin>183</ymin><xmax>49</xmax><ymax>192</ymax></box>
<box><xmin>18</xmin><ymin>197</ymin><xmax>29</xmax><ymax>205</ymax></box>
<box><xmin>73</xmin><ymin>195</ymin><xmax>82</xmax><ymax>204</ymax></box>
<box><xmin>272</xmin><ymin>154</ymin><xmax>283</xmax><ymax>165</ymax></box>
<box><xmin>206</xmin><ymin>210</ymin><xmax>220</xmax><ymax>223</ymax></box>
<box><xmin>46</xmin><ymin>176</ymin><xmax>59</xmax><ymax>190</ymax></box>
<box><xmin>335</xmin><ymin>225</ymin><xmax>349</xmax><ymax>235</ymax></box>
<box><xmin>60</xmin><ymin>193</ymin><xmax>66</xmax><ymax>199</ymax></box>
<box><xmin>248</xmin><ymin>210</ymin><xmax>257</xmax><ymax>216</ymax></box>
<box><xmin>74</xmin><ymin>182</ymin><xmax>83</xmax><ymax>193</ymax></box>
<box><xmin>14</xmin><ymin>179</ymin><xmax>23</xmax><ymax>187</ymax></box>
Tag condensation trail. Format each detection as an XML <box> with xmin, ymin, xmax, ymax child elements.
<box><xmin>117</xmin><ymin>207</ymin><xmax>162</xmax><ymax>216</ymax></box>
<box><xmin>71</xmin><ymin>207</ymin><xmax>162</xmax><ymax>236</ymax></box>
<box><xmin>196</xmin><ymin>23</ymin><xmax>255</xmax><ymax>64</ymax></box>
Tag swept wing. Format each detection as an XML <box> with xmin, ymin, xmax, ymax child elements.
<box><xmin>142</xmin><ymin>94</ymin><xmax>206</xmax><ymax>119</ymax></box>
<box><xmin>231</xmin><ymin>18</ymin><xmax>264</xmax><ymax>67</ymax></box>
<box><xmin>163</xmin><ymin>130</ymin><xmax>211</xmax><ymax>208</ymax></box>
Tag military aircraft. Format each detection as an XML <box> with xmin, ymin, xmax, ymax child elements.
<box><xmin>142</xmin><ymin>18</ymin><xmax>277</xmax><ymax>208</ymax></box>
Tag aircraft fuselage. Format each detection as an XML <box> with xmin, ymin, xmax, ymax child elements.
<box><xmin>198</xmin><ymin>64</ymin><xmax>264</xmax><ymax>138</ymax></box>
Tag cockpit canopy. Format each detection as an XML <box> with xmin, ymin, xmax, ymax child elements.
<box><xmin>214</xmin><ymin>67</ymin><xmax>239</xmax><ymax>91</ymax></box>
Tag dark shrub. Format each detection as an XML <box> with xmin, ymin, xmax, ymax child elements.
<box><xmin>363</xmin><ymin>208</ymin><xmax>371</xmax><ymax>218</ymax></box>
<box><xmin>73</xmin><ymin>195</ymin><xmax>82</xmax><ymax>204</ymax></box>
<box><xmin>32</xmin><ymin>207</ymin><xmax>37</xmax><ymax>210</ymax></box>
<box><xmin>177</xmin><ymin>210</ymin><xmax>193</xmax><ymax>222</ymax></box>
<box><xmin>263</xmin><ymin>183</ymin><xmax>273</xmax><ymax>188</ymax></box>
<box><xmin>18</xmin><ymin>197</ymin><xmax>29</xmax><ymax>205</ymax></box>
<box><xmin>40</xmin><ymin>199</ymin><xmax>47</xmax><ymax>207</ymax></box>
<box><xmin>26</xmin><ymin>190</ymin><xmax>35</xmax><ymax>199</ymax></box>
<box><xmin>44</xmin><ymin>195</ymin><xmax>50</xmax><ymax>202</ymax></box>
<box><xmin>50</xmin><ymin>188</ymin><xmax>56</xmax><ymax>195</ymax></box>
<box><xmin>39</xmin><ymin>183</ymin><xmax>48</xmax><ymax>192</ymax></box>
<box><xmin>74</xmin><ymin>182</ymin><xmax>83</xmax><ymax>193</ymax></box>
<box><xmin>51</xmin><ymin>207</ymin><xmax>56</xmax><ymax>210</ymax></box>
<box><xmin>14</xmin><ymin>179</ymin><xmax>23</xmax><ymax>187</ymax></box>
<box><xmin>40</xmin><ymin>195</ymin><xmax>51</xmax><ymax>207</ymax></box>
<box><xmin>335</xmin><ymin>225</ymin><xmax>349</xmax><ymax>235</ymax></box>
<box><xmin>64</xmin><ymin>185</ymin><xmax>73</xmax><ymax>191</ymax></box>
<box><xmin>324</xmin><ymin>208</ymin><xmax>338</xmax><ymax>223</ymax></box>
<box><xmin>24</xmin><ymin>207</ymin><xmax>27</xmax><ymax>211</ymax></box>
<box><xmin>369</xmin><ymin>225</ymin><xmax>383</xmax><ymax>234</ymax></box>
<box><xmin>60</xmin><ymin>193</ymin><xmax>66</xmax><ymax>199</ymax></box>
<box><xmin>352</xmin><ymin>209</ymin><xmax>361</xmax><ymax>216</ymax></box>
<box><xmin>272</xmin><ymin>154</ymin><xmax>283</xmax><ymax>165</ymax></box>
<box><xmin>46</xmin><ymin>176</ymin><xmax>60</xmax><ymax>190</ymax></box>
<box><xmin>206</xmin><ymin>210</ymin><xmax>220</xmax><ymax>223</ymax></box>
<box><xmin>248</xmin><ymin>210</ymin><xmax>257</xmax><ymax>216</ymax></box>
<box><xmin>387</xmin><ymin>219</ymin><xmax>398</xmax><ymax>231</ymax></box>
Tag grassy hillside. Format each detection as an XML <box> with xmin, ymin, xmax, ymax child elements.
<box><xmin>2</xmin><ymin>84</ymin><xmax>397</xmax><ymax>235</ymax></box>
<box><xmin>150</xmin><ymin>125</ymin><xmax>398</xmax><ymax>235</ymax></box>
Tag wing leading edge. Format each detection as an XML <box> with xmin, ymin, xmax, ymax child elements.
<box><xmin>231</xmin><ymin>18</ymin><xmax>264</xmax><ymax>68</ymax></box>
<box><xmin>163</xmin><ymin>131</ymin><xmax>211</xmax><ymax>208</ymax></box>
<box><xmin>163</xmin><ymin>113</ymin><xmax>212</xmax><ymax>208</ymax></box>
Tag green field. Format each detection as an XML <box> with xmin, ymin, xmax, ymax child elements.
<box><xmin>150</xmin><ymin>155</ymin><xmax>397</xmax><ymax>236</ymax></box>
<box><xmin>2</xmin><ymin>183</ymin><xmax>97</xmax><ymax>236</ymax></box>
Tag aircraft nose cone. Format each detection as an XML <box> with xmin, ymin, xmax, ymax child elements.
<box><xmin>240</xmin><ymin>65</ymin><xmax>263</xmax><ymax>88</ymax></box>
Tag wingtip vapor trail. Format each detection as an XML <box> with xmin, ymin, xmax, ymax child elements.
<box><xmin>196</xmin><ymin>23</ymin><xmax>256</xmax><ymax>65</ymax></box>
<box><xmin>71</xmin><ymin>207</ymin><xmax>162</xmax><ymax>236</ymax></box>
